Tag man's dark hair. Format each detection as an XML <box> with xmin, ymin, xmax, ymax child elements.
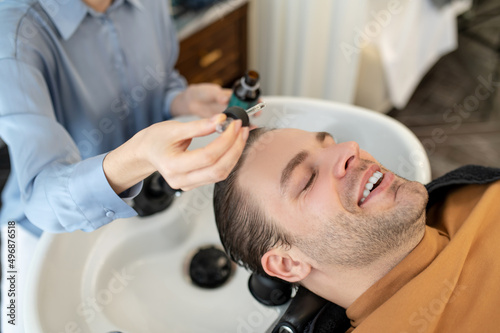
<box><xmin>213</xmin><ymin>127</ymin><xmax>293</xmax><ymax>274</ymax></box>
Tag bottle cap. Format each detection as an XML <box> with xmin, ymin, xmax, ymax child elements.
<box><xmin>245</xmin><ymin>70</ymin><xmax>260</xmax><ymax>86</ymax></box>
<box><xmin>223</xmin><ymin>106</ymin><xmax>250</xmax><ymax>127</ymax></box>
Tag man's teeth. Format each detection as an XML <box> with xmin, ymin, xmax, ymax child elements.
<box><xmin>360</xmin><ymin>171</ymin><xmax>383</xmax><ymax>204</ymax></box>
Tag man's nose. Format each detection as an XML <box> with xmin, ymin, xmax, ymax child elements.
<box><xmin>324</xmin><ymin>141</ymin><xmax>360</xmax><ymax>179</ymax></box>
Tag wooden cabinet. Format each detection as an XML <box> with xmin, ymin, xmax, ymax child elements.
<box><xmin>175</xmin><ymin>3</ymin><xmax>248</xmax><ymax>87</ymax></box>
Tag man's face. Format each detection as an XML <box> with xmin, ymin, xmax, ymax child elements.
<box><xmin>239</xmin><ymin>129</ymin><xmax>428</xmax><ymax>268</ymax></box>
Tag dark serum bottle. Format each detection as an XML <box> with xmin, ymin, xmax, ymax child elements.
<box><xmin>228</xmin><ymin>70</ymin><xmax>261</xmax><ymax>109</ymax></box>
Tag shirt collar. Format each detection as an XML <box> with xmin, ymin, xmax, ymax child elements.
<box><xmin>39</xmin><ymin>0</ymin><xmax>88</xmax><ymax>40</ymax></box>
<box><xmin>39</xmin><ymin>0</ymin><xmax>144</xmax><ymax>41</ymax></box>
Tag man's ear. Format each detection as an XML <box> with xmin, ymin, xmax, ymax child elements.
<box><xmin>261</xmin><ymin>248</ymin><xmax>311</xmax><ymax>283</ymax></box>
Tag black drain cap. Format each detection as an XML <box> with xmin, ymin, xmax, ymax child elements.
<box><xmin>189</xmin><ymin>246</ymin><xmax>232</xmax><ymax>289</ymax></box>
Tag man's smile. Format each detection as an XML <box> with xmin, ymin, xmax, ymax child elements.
<box><xmin>359</xmin><ymin>170</ymin><xmax>384</xmax><ymax>204</ymax></box>
<box><xmin>357</xmin><ymin>164</ymin><xmax>382</xmax><ymax>206</ymax></box>
<box><xmin>358</xmin><ymin>170</ymin><xmax>396</xmax><ymax>207</ymax></box>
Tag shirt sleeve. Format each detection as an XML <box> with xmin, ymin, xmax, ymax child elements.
<box><xmin>162</xmin><ymin>10</ymin><xmax>187</xmax><ymax>120</ymax></box>
<box><xmin>163</xmin><ymin>69</ymin><xmax>187</xmax><ymax>119</ymax></box>
<box><xmin>0</xmin><ymin>58</ymin><xmax>139</xmax><ymax>233</ymax></box>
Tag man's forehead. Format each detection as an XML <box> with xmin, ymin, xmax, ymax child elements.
<box><xmin>238</xmin><ymin>129</ymin><xmax>315</xmax><ymax>191</ymax></box>
<box><xmin>248</xmin><ymin>128</ymin><xmax>314</xmax><ymax>153</ymax></box>
<box><xmin>245</xmin><ymin>128</ymin><xmax>311</xmax><ymax>165</ymax></box>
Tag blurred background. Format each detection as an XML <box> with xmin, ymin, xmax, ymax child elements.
<box><xmin>1</xmin><ymin>0</ymin><xmax>499</xmax><ymax>201</ymax></box>
<box><xmin>170</xmin><ymin>0</ymin><xmax>500</xmax><ymax>179</ymax></box>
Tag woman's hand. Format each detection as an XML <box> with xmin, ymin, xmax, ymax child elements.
<box><xmin>103</xmin><ymin>114</ymin><xmax>250</xmax><ymax>193</ymax></box>
<box><xmin>170</xmin><ymin>83</ymin><xmax>232</xmax><ymax>118</ymax></box>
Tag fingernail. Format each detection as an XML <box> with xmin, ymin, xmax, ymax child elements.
<box><xmin>215</xmin><ymin>118</ymin><xmax>233</xmax><ymax>133</ymax></box>
<box><xmin>234</xmin><ymin>119</ymin><xmax>242</xmax><ymax>133</ymax></box>
<box><xmin>242</xmin><ymin>127</ymin><xmax>250</xmax><ymax>141</ymax></box>
<box><xmin>211</xmin><ymin>113</ymin><xmax>225</xmax><ymax>124</ymax></box>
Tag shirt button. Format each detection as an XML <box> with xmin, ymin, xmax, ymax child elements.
<box><xmin>106</xmin><ymin>210</ymin><xmax>115</xmax><ymax>218</ymax></box>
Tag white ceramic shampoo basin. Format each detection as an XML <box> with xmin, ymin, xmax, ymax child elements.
<box><xmin>26</xmin><ymin>96</ymin><xmax>430</xmax><ymax>333</ymax></box>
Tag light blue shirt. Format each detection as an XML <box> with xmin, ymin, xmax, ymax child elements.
<box><xmin>0</xmin><ymin>0</ymin><xmax>187</xmax><ymax>235</ymax></box>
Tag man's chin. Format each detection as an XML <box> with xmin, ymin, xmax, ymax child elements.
<box><xmin>410</xmin><ymin>181</ymin><xmax>429</xmax><ymax>205</ymax></box>
<box><xmin>397</xmin><ymin>180</ymin><xmax>428</xmax><ymax>222</ymax></box>
<box><xmin>397</xmin><ymin>178</ymin><xmax>428</xmax><ymax>203</ymax></box>
<box><xmin>384</xmin><ymin>178</ymin><xmax>424</xmax><ymax>215</ymax></box>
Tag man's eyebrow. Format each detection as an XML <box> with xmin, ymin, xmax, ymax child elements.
<box><xmin>280</xmin><ymin>150</ymin><xmax>309</xmax><ymax>195</ymax></box>
<box><xmin>316</xmin><ymin>131</ymin><xmax>333</xmax><ymax>142</ymax></box>
<box><xmin>279</xmin><ymin>131</ymin><xmax>332</xmax><ymax>195</ymax></box>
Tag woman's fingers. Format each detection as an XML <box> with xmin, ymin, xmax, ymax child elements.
<box><xmin>169</xmin><ymin>114</ymin><xmax>226</xmax><ymax>141</ymax></box>
<box><xmin>167</xmin><ymin>126</ymin><xmax>250</xmax><ymax>190</ymax></box>
<box><xmin>167</xmin><ymin>119</ymin><xmax>243</xmax><ymax>173</ymax></box>
<box><xmin>201</xmin><ymin>125</ymin><xmax>249</xmax><ymax>182</ymax></box>
<box><xmin>217</xmin><ymin>88</ymin><xmax>232</xmax><ymax>104</ymax></box>
<box><xmin>146</xmin><ymin>113</ymin><xmax>251</xmax><ymax>191</ymax></box>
